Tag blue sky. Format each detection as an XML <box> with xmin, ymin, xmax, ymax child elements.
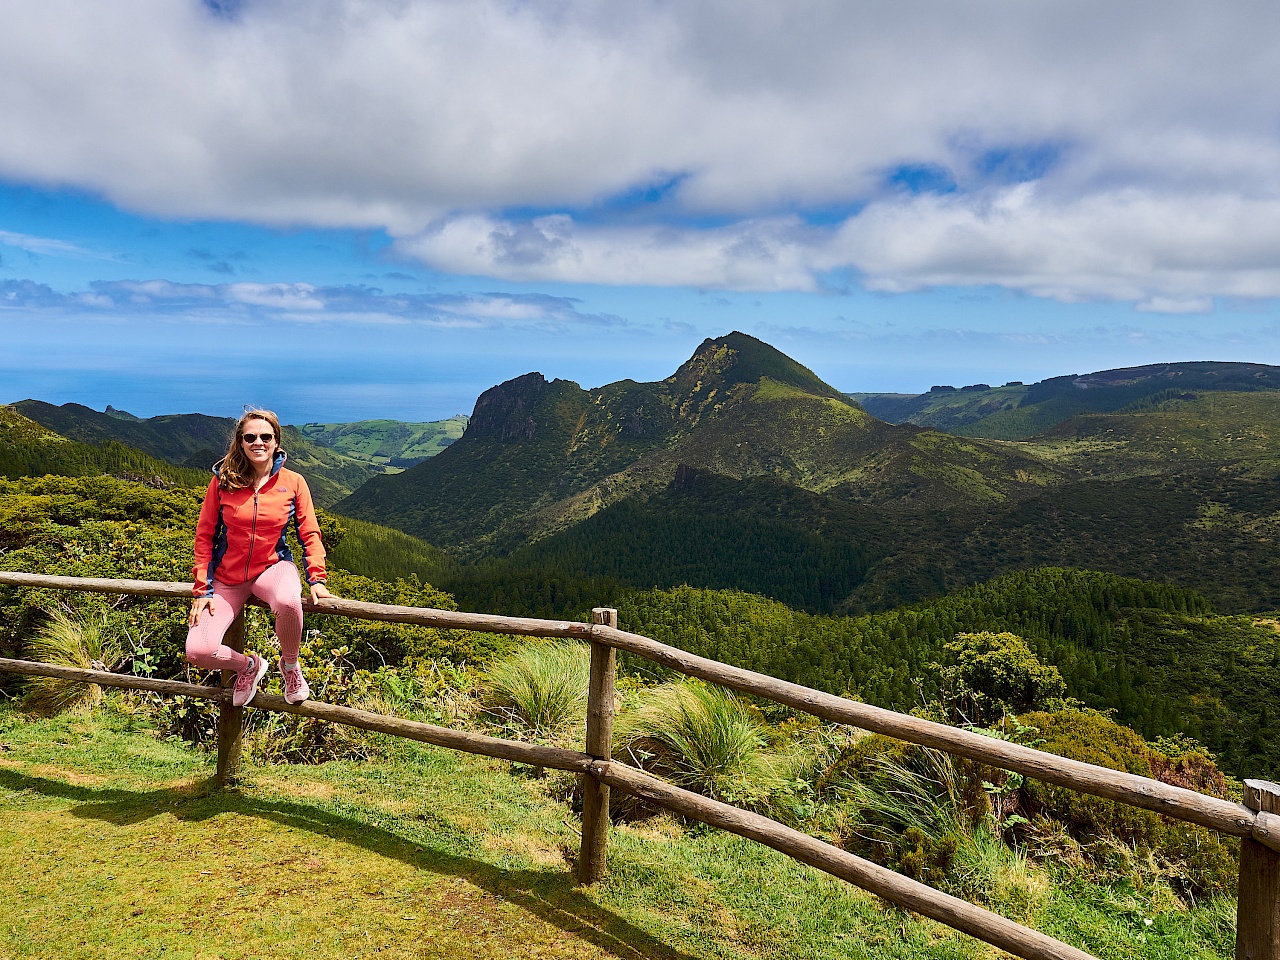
<box><xmin>3</xmin><ymin>2</ymin><xmax>1280</xmax><ymax>422</ymax></box>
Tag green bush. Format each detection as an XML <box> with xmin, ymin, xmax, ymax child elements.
<box><xmin>938</xmin><ymin>631</ymin><xmax>1067</xmax><ymax>725</ymax></box>
<box><xmin>314</xmin><ymin>572</ymin><xmax>512</xmax><ymax>670</ymax></box>
<box><xmin>1020</xmin><ymin>709</ymin><xmax>1238</xmax><ymax>898</ymax></box>
<box><xmin>1020</xmin><ymin>710</ymin><xmax>1160</xmax><ymax>843</ymax></box>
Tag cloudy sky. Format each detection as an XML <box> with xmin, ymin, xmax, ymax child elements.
<box><xmin>3</xmin><ymin>0</ymin><xmax>1280</xmax><ymax>421</ymax></box>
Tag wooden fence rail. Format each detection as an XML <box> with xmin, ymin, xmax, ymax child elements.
<box><xmin>0</xmin><ymin>570</ymin><xmax>1276</xmax><ymax>959</ymax></box>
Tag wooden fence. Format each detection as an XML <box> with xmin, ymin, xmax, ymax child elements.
<box><xmin>0</xmin><ymin>570</ymin><xmax>1277</xmax><ymax>960</ymax></box>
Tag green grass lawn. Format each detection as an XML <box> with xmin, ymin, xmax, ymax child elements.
<box><xmin>0</xmin><ymin>702</ymin><xmax>1237</xmax><ymax>960</ymax></box>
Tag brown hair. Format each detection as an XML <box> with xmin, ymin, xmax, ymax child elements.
<box><xmin>215</xmin><ymin>409</ymin><xmax>284</xmax><ymax>490</ymax></box>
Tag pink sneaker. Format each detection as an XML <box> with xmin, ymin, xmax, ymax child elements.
<box><xmin>232</xmin><ymin>654</ymin><xmax>269</xmax><ymax>707</ymax></box>
<box><xmin>279</xmin><ymin>658</ymin><xmax>311</xmax><ymax>705</ymax></box>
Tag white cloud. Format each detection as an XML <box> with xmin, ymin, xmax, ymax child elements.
<box><xmin>403</xmin><ymin>188</ymin><xmax>1280</xmax><ymax>304</ymax></box>
<box><xmin>0</xmin><ymin>278</ymin><xmax>611</xmax><ymax>327</ymax></box>
<box><xmin>224</xmin><ymin>282</ymin><xmax>326</xmax><ymax>311</ymax></box>
<box><xmin>0</xmin><ymin>229</ymin><xmax>115</xmax><ymax>260</ymax></box>
<box><xmin>3</xmin><ymin>1</ymin><xmax>1280</xmax><ymax>303</ymax></box>
<box><xmin>402</xmin><ymin>214</ymin><xmax>823</xmax><ymax>291</ymax></box>
<box><xmin>833</xmin><ymin>187</ymin><xmax>1280</xmax><ymax>305</ymax></box>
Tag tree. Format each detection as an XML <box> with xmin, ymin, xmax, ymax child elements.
<box><xmin>938</xmin><ymin>631</ymin><xmax>1066</xmax><ymax>725</ymax></box>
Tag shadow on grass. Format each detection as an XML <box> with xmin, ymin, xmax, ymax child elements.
<box><xmin>0</xmin><ymin>768</ymin><xmax>699</xmax><ymax>960</ymax></box>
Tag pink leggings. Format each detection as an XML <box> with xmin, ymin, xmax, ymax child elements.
<box><xmin>185</xmin><ymin>561</ymin><xmax>304</xmax><ymax>671</ymax></box>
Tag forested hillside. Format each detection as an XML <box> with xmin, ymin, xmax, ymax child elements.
<box><xmin>451</xmin><ymin>464</ymin><xmax>1280</xmax><ymax>615</ymax></box>
<box><xmin>616</xmin><ymin>569</ymin><xmax>1280</xmax><ymax>778</ymax></box>
<box><xmin>0</xmin><ymin>406</ymin><xmax>206</xmax><ymax>486</ymax></box>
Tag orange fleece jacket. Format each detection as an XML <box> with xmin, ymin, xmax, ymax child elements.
<box><xmin>191</xmin><ymin>456</ymin><xmax>327</xmax><ymax>598</ymax></box>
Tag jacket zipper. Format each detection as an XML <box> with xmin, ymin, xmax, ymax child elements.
<box><xmin>245</xmin><ymin>489</ymin><xmax>260</xmax><ymax>581</ymax></box>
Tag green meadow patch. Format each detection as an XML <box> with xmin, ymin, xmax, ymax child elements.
<box><xmin>0</xmin><ymin>702</ymin><xmax>1237</xmax><ymax>960</ymax></box>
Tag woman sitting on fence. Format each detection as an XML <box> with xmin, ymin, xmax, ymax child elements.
<box><xmin>186</xmin><ymin>409</ymin><xmax>335</xmax><ymax>707</ymax></box>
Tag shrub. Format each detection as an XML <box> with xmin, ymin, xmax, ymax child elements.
<box><xmin>481</xmin><ymin>641</ymin><xmax>590</xmax><ymax>743</ymax></box>
<box><xmin>820</xmin><ymin>734</ymin><xmax>987</xmax><ymax>886</ymax></box>
<box><xmin>1019</xmin><ymin>709</ymin><xmax>1238</xmax><ymax>899</ymax></box>
<box><xmin>614</xmin><ymin>679</ymin><xmax>782</xmax><ymax>812</ymax></box>
<box><xmin>939</xmin><ymin>631</ymin><xmax>1066</xmax><ymax>725</ymax></box>
<box><xmin>1019</xmin><ymin>710</ymin><xmax>1160</xmax><ymax>843</ymax></box>
<box><xmin>308</xmin><ymin>572</ymin><xmax>510</xmax><ymax>670</ymax></box>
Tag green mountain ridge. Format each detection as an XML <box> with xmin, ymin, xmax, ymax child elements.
<box><xmin>10</xmin><ymin>400</ymin><xmax>428</xmax><ymax>506</ymax></box>
<box><xmin>339</xmin><ymin>332</ymin><xmax>1062</xmax><ymax>556</ymax></box>
<box><xmin>0</xmin><ymin>406</ymin><xmax>207</xmax><ymax>487</ymax></box>
<box><xmin>384</xmin><ymin>343</ymin><xmax>1280</xmax><ymax>616</ymax></box>
<box><xmin>852</xmin><ymin>360</ymin><xmax>1280</xmax><ymax>439</ymax></box>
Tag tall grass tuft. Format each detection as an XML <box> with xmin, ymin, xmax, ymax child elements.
<box><xmin>831</xmin><ymin>744</ymin><xmax>972</xmax><ymax>885</ymax></box>
<box><xmin>482</xmin><ymin>641</ymin><xmax>590</xmax><ymax>742</ymax></box>
<box><xmin>614</xmin><ymin>679</ymin><xmax>781</xmax><ymax>810</ymax></box>
<box><xmin>22</xmin><ymin>606</ymin><xmax>121</xmax><ymax>715</ymax></box>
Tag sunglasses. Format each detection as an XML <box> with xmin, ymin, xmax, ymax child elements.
<box><xmin>241</xmin><ymin>432</ymin><xmax>275</xmax><ymax>444</ymax></box>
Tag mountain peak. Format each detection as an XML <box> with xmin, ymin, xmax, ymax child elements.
<box><xmin>667</xmin><ymin>332</ymin><xmax>845</xmax><ymax>401</ymax></box>
<box><xmin>465</xmin><ymin>372</ymin><xmax>551</xmax><ymax>443</ymax></box>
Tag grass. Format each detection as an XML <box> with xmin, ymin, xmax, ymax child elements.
<box><xmin>483</xmin><ymin>642</ymin><xmax>591</xmax><ymax>742</ymax></box>
<box><xmin>0</xmin><ymin>701</ymin><xmax>1238</xmax><ymax>960</ymax></box>
<box><xmin>613</xmin><ymin>680</ymin><xmax>780</xmax><ymax>808</ymax></box>
<box><xmin>20</xmin><ymin>604</ymin><xmax>122</xmax><ymax>715</ymax></box>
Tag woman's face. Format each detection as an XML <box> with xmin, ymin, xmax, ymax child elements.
<box><xmin>239</xmin><ymin>417</ymin><xmax>279</xmax><ymax>472</ymax></box>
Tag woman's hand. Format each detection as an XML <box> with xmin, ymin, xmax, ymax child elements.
<box><xmin>189</xmin><ymin>597</ymin><xmax>215</xmax><ymax>627</ymax></box>
<box><xmin>310</xmin><ymin>582</ymin><xmax>336</xmax><ymax>604</ymax></box>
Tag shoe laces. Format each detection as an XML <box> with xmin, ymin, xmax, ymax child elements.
<box><xmin>284</xmin><ymin>663</ymin><xmax>305</xmax><ymax>696</ymax></box>
<box><xmin>234</xmin><ymin>656</ymin><xmax>259</xmax><ymax>692</ymax></box>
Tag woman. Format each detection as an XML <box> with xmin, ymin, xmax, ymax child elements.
<box><xmin>186</xmin><ymin>409</ymin><xmax>335</xmax><ymax>707</ymax></box>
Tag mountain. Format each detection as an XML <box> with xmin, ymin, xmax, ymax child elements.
<box><xmin>339</xmin><ymin>336</ymin><xmax>1280</xmax><ymax>616</ymax></box>
<box><xmin>852</xmin><ymin>361</ymin><xmax>1280</xmax><ymax>439</ymax></box>
<box><xmin>297</xmin><ymin>416</ymin><xmax>469</xmax><ymax>469</ymax></box>
<box><xmin>0</xmin><ymin>406</ymin><xmax>206</xmax><ymax>486</ymax></box>
<box><xmin>12</xmin><ymin>401</ymin><xmax>384</xmax><ymax>506</ymax></box>
<box><xmin>1020</xmin><ymin>390</ymin><xmax>1280</xmax><ymax>479</ymax></box>
<box><xmin>339</xmin><ymin>332</ymin><xmax>1062</xmax><ymax>557</ymax></box>
<box><xmin>13</xmin><ymin>400</ymin><xmax>232</xmax><ymax>465</ymax></box>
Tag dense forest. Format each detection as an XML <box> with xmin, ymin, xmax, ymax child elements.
<box><xmin>450</xmin><ymin>465</ymin><xmax>1280</xmax><ymax>615</ymax></box>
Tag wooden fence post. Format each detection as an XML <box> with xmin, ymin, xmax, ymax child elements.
<box><xmin>214</xmin><ymin>612</ymin><xmax>247</xmax><ymax>788</ymax></box>
<box><xmin>1238</xmin><ymin>779</ymin><xmax>1280</xmax><ymax>960</ymax></box>
<box><xmin>578</xmin><ymin>607</ymin><xmax>617</xmax><ymax>884</ymax></box>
